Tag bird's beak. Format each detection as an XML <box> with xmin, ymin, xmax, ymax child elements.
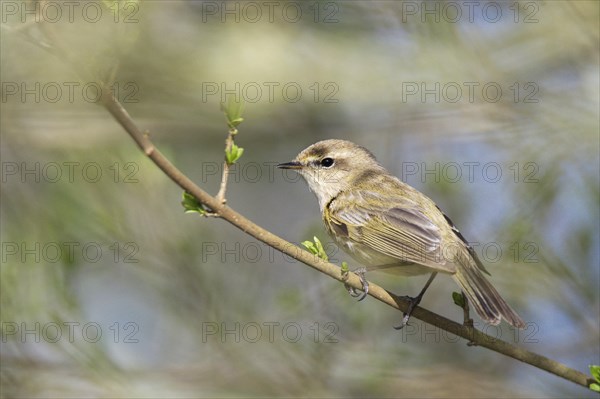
<box><xmin>277</xmin><ymin>161</ymin><xmax>303</xmax><ymax>170</ymax></box>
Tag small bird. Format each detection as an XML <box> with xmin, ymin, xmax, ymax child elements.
<box><xmin>278</xmin><ymin>139</ymin><xmax>525</xmax><ymax>328</ymax></box>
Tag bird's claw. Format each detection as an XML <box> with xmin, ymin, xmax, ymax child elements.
<box><xmin>393</xmin><ymin>295</ymin><xmax>420</xmax><ymax>330</ymax></box>
<box><xmin>343</xmin><ymin>267</ymin><xmax>369</xmax><ymax>301</ymax></box>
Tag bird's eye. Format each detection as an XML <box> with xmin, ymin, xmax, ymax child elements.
<box><xmin>320</xmin><ymin>157</ymin><xmax>335</xmax><ymax>168</ymax></box>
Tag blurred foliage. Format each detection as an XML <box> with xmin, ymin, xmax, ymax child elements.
<box><xmin>1</xmin><ymin>0</ymin><xmax>599</xmax><ymax>398</ymax></box>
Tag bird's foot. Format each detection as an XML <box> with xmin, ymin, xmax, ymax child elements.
<box><xmin>394</xmin><ymin>272</ymin><xmax>438</xmax><ymax>330</ymax></box>
<box><xmin>343</xmin><ymin>267</ymin><xmax>369</xmax><ymax>301</ymax></box>
<box><xmin>393</xmin><ymin>294</ymin><xmax>423</xmax><ymax>330</ymax></box>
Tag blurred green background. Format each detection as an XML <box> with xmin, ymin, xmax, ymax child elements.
<box><xmin>1</xmin><ymin>0</ymin><xmax>599</xmax><ymax>397</ymax></box>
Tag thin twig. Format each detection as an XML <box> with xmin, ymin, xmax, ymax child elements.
<box><xmin>461</xmin><ymin>291</ymin><xmax>473</xmax><ymax>327</ymax></box>
<box><xmin>216</xmin><ymin>128</ymin><xmax>236</xmax><ymax>204</ymax></box>
<box><xmin>100</xmin><ymin>88</ymin><xmax>595</xmax><ymax>390</ymax></box>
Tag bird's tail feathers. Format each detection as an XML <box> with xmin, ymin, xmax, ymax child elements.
<box><xmin>452</xmin><ymin>263</ymin><xmax>525</xmax><ymax>329</ymax></box>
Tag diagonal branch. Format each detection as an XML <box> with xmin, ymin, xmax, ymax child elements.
<box><xmin>100</xmin><ymin>88</ymin><xmax>595</xmax><ymax>390</ymax></box>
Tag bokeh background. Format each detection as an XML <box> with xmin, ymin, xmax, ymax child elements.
<box><xmin>1</xmin><ymin>0</ymin><xmax>599</xmax><ymax>397</ymax></box>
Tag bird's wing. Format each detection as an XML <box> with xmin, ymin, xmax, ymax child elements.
<box><xmin>326</xmin><ymin>191</ymin><xmax>455</xmax><ymax>273</ymax></box>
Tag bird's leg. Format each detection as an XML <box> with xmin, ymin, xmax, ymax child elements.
<box><xmin>343</xmin><ymin>267</ymin><xmax>369</xmax><ymax>301</ymax></box>
<box><xmin>394</xmin><ymin>272</ymin><xmax>438</xmax><ymax>330</ymax></box>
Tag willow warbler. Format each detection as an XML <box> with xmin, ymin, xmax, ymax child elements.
<box><xmin>278</xmin><ymin>139</ymin><xmax>525</xmax><ymax>328</ymax></box>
